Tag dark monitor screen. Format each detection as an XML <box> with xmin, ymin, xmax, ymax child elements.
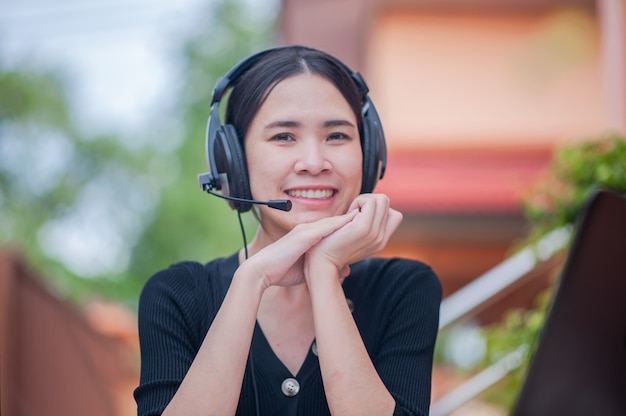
<box><xmin>511</xmin><ymin>190</ymin><xmax>626</xmax><ymax>416</ymax></box>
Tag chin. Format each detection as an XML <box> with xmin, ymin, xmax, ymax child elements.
<box><xmin>294</xmin><ymin>212</ymin><xmax>328</xmax><ymax>224</ymax></box>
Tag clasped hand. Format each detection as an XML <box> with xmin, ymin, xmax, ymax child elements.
<box><xmin>244</xmin><ymin>194</ymin><xmax>402</xmax><ymax>289</ymax></box>
<box><xmin>306</xmin><ymin>193</ymin><xmax>402</xmax><ymax>273</ymax></box>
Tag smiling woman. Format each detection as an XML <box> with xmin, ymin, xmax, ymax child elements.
<box><xmin>133</xmin><ymin>45</ymin><xmax>442</xmax><ymax>416</ymax></box>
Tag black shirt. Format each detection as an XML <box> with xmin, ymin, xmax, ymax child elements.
<box><xmin>134</xmin><ymin>253</ymin><xmax>441</xmax><ymax>416</ymax></box>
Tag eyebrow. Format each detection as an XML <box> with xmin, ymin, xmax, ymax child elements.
<box><xmin>263</xmin><ymin>119</ymin><xmax>356</xmax><ymax>129</ymax></box>
<box><xmin>264</xmin><ymin>120</ymin><xmax>300</xmax><ymax>129</ymax></box>
<box><xmin>323</xmin><ymin>119</ymin><xmax>356</xmax><ymax>128</ymax></box>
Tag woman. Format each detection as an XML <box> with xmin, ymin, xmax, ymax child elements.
<box><xmin>134</xmin><ymin>45</ymin><xmax>441</xmax><ymax>416</ymax></box>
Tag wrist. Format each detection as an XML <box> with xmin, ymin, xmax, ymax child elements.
<box><xmin>232</xmin><ymin>262</ymin><xmax>269</xmax><ymax>298</ymax></box>
<box><xmin>305</xmin><ymin>257</ymin><xmax>342</xmax><ymax>288</ymax></box>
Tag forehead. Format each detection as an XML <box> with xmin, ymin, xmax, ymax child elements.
<box><xmin>257</xmin><ymin>73</ymin><xmax>357</xmax><ymax>122</ymax></box>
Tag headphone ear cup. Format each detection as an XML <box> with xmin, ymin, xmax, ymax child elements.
<box><xmin>360</xmin><ymin>117</ymin><xmax>378</xmax><ymax>194</ymax></box>
<box><xmin>216</xmin><ymin>124</ymin><xmax>253</xmax><ymax>212</ymax></box>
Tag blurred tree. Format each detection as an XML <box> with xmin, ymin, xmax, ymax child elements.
<box><xmin>122</xmin><ymin>0</ymin><xmax>278</xmax><ymax>307</ymax></box>
<box><xmin>0</xmin><ymin>0</ymin><xmax>278</xmax><ymax>308</ymax></box>
<box><xmin>0</xmin><ymin>66</ymin><xmax>151</xmax><ymax>302</ymax></box>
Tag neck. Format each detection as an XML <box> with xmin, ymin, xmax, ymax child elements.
<box><xmin>245</xmin><ymin>225</ymin><xmax>284</xmax><ymax>258</ymax></box>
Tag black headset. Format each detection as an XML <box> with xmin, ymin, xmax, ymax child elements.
<box><xmin>198</xmin><ymin>45</ymin><xmax>387</xmax><ymax>213</ymax></box>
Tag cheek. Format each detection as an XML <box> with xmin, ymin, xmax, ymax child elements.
<box><xmin>246</xmin><ymin>153</ymin><xmax>285</xmax><ymax>195</ymax></box>
<box><xmin>248</xmin><ymin>151</ymin><xmax>285</xmax><ymax>176</ymax></box>
<box><xmin>347</xmin><ymin>148</ymin><xmax>364</xmax><ymax>183</ymax></box>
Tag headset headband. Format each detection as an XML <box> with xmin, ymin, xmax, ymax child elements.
<box><xmin>210</xmin><ymin>46</ymin><xmax>370</xmax><ymax>107</ymax></box>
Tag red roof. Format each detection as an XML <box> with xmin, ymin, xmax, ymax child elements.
<box><xmin>376</xmin><ymin>147</ymin><xmax>553</xmax><ymax>214</ymax></box>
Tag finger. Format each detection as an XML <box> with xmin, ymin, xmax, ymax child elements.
<box><xmin>352</xmin><ymin>194</ymin><xmax>389</xmax><ymax>239</ymax></box>
<box><xmin>285</xmin><ymin>210</ymin><xmax>358</xmax><ymax>250</ymax></box>
<box><xmin>384</xmin><ymin>208</ymin><xmax>403</xmax><ymax>239</ymax></box>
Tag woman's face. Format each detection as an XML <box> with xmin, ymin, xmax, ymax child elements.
<box><xmin>245</xmin><ymin>73</ymin><xmax>363</xmax><ymax>236</ymax></box>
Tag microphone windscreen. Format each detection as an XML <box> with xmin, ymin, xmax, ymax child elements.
<box><xmin>267</xmin><ymin>200</ymin><xmax>292</xmax><ymax>211</ymax></box>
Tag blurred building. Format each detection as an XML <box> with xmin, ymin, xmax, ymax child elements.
<box><xmin>0</xmin><ymin>250</ymin><xmax>139</xmax><ymax>416</ymax></box>
<box><xmin>278</xmin><ymin>0</ymin><xmax>625</xmax><ymax>308</ymax></box>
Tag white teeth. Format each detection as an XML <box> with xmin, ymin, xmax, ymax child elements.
<box><xmin>287</xmin><ymin>189</ymin><xmax>334</xmax><ymax>199</ymax></box>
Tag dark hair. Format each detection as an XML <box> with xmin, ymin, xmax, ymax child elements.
<box><xmin>224</xmin><ymin>46</ymin><xmax>364</xmax><ymax>146</ymax></box>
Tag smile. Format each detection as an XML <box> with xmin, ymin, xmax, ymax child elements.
<box><xmin>287</xmin><ymin>189</ymin><xmax>335</xmax><ymax>199</ymax></box>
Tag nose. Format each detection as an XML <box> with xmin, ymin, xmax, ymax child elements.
<box><xmin>294</xmin><ymin>140</ymin><xmax>332</xmax><ymax>175</ymax></box>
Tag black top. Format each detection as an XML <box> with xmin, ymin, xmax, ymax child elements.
<box><xmin>134</xmin><ymin>253</ymin><xmax>441</xmax><ymax>416</ymax></box>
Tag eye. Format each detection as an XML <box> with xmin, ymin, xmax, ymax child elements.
<box><xmin>327</xmin><ymin>132</ymin><xmax>351</xmax><ymax>142</ymax></box>
<box><xmin>271</xmin><ymin>132</ymin><xmax>295</xmax><ymax>142</ymax></box>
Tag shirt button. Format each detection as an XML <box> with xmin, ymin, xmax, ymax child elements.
<box><xmin>281</xmin><ymin>377</ymin><xmax>300</xmax><ymax>397</ymax></box>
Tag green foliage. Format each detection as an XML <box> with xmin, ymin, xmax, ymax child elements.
<box><xmin>480</xmin><ymin>290</ymin><xmax>551</xmax><ymax>406</ymax></box>
<box><xmin>479</xmin><ymin>133</ymin><xmax>626</xmax><ymax>408</ymax></box>
<box><xmin>0</xmin><ymin>70</ymin><xmax>70</xmax><ymax>127</ymax></box>
<box><xmin>0</xmin><ymin>66</ymin><xmax>153</xmax><ymax>304</ymax></box>
<box><xmin>0</xmin><ymin>0</ymin><xmax>278</xmax><ymax>308</ymax></box>
<box><xmin>523</xmin><ymin>134</ymin><xmax>626</xmax><ymax>240</ymax></box>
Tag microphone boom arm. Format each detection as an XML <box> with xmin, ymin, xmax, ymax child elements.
<box><xmin>198</xmin><ymin>173</ymin><xmax>292</xmax><ymax>212</ymax></box>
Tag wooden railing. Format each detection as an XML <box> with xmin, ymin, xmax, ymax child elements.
<box><xmin>430</xmin><ymin>227</ymin><xmax>571</xmax><ymax>415</ymax></box>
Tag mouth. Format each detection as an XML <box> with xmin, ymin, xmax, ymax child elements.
<box><xmin>286</xmin><ymin>188</ymin><xmax>336</xmax><ymax>199</ymax></box>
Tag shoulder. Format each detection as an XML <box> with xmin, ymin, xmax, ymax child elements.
<box><xmin>345</xmin><ymin>257</ymin><xmax>442</xmax><ymax>317</ymax></box>
<box><xmin>365</xmin><ymin>257</ymin><xmax>434</xmax><ymax>275</ymax></box>
<box><xmin>139</xmin><ymin>253</ymin><xmax>239</xmax><ymax>311</ymax></box>
<box><xmin>137</xmin><ymin>253</ymin><xmax>240</xmax><ymax>343</ymax></box>
<box><xmin>353</xmin><ymin>257</ymin><xmax>441</xmax><ymax>295</ymax></box>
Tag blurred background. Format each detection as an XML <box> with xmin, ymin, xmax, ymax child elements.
<box><xmin>1</xmin><ymin>0</ymin><xmax>625</xmax><ymax>415</ymax></box>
